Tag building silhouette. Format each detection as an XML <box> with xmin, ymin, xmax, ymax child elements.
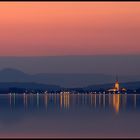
<box><xmin>107</xmin><ymin>76</ymin><xmax>126</xmax><ymax>93</ymax></box>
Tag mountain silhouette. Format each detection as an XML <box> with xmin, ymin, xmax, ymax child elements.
<box><xmin>0</xmin><ymin>68</ymin><xmax>30</xmax><ymax>82</ymax></box>
<box><xmin>0</xmin><ymin>68</ymin><xmax>139</xmax><ymax>88</ymax></box>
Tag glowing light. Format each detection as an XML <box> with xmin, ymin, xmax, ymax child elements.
<box><xmin>134</xmin><ymin>94</ymin><xmax>137</xmax><ymax>108</ymax></box>
<box><xmin>63</xmin><ymin>93</ymin><xmax>70</xmax><ymax>109</ymax></box>
<box><xmin>44</xmin><ymin>93</ymin><xmax>48</xmax><ymax>110</ymax></box>
<box><xmin>113</xmin><ymin>94</ymin><xmax>120</xmax><ymax>114</ymax></box>
<box><xmin>60</xmin><ymin>93</ymin><xmax>63</xmax><ymax>109</ymax></box>
<box><xmin>108</xmin><ymin>93</ymin><xmax>111</xmax><ymax>106</ymax></box>
<box><xmin>37</xmin><ymin>93</ymin><xmax>39</xmax><ymax>109</ymax></box>
<box><xmin>13</xmin><ymin>93</ymin><xmax>16</xmax><ymax>107</ymax></box>
<box><xmin>114</xmin><ymin>80</ymin><xmax>119</xmax><ymax>91</ymax></box>
<box><xmin>99</xmin><ymin>94</ymin><xmax>101</xmax><ymax>107</ymax></box>
<box><xmin>90</xmin><ymin>94</ymin><xmax>93</xmax><ymax>105</ymax></box>
<box><xmin>9</xmin><ymin>93</ymin><xmax>12</xmax><ymax>106</ymax></box>
<box><xmin>103</xmin><ymin>94</ymin><xmax>105</xmax><ymax>108</ymax></box>
<box><xmin>94</xmin><ymin>94</ymin><xmax>96</xmax><ymax>108</ymax></box>
<box><xmin>23</xmin><ymin>93</ymin><xmax>26</xmax><ymax>106</ymax></box>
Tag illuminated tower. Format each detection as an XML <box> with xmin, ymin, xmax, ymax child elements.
<box><xmin>114</xmin><ymin>75</ymin><xmax>119</xmax><ymax>91</ymax></box>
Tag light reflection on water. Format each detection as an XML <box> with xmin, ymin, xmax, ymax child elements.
<box><xmin>0</xmin><ymin>93</ymin><xmax>140</xmax><ymax>138</ymax></box>
<box><xmin>4</xmin><ymin>93</ymin><xmax>140</xmax><ymax>113</ymax></box>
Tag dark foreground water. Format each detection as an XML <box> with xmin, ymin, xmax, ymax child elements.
<box><xmin>0</xmin><ymin>93</ymin><xmax>140</xmax><ymax>138</ymax></box>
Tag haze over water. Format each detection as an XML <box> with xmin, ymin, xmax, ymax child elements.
<box><xmin>0</xmin><ymin>93</ymin><xmax>140</xmax><ymax>138</ymax></box>
<box><xmin>0</xmin><ymin>2</ymin><xmax>140</xmax><ymax>138</ymax></box>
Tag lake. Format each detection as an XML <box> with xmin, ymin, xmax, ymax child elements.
<box><xmin>0</xmin><ymin>93</ymin><xmax>140</xmax><ymax>138</ymax></box>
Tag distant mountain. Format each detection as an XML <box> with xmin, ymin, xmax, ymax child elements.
<box><xmin>0</xmin><ymin>68</ymin><xmax>140</xmax><ymax>88</ymax></box>
<box><xmin>0</xmin><ymin>68</ymin><xmax>26</xmax><ymax>75</ymax></box>
<box><xmin>32</xmin><ymin>73</ymin><xmax>115</xmax><ymax>88</ymax></box>
<box><xmin>0</xmin><ymin>68</ymin><xmax>30</xmax><ymax>82</ymax></box>
<box><xmin>0</xmin><ymin>68</ymin><xmax>114</xmax><ymax>87</ymax></box>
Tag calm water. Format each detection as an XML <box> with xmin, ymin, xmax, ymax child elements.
<box><xmin>0</xmin><ymin>93</ymin><xmax>140</xmax><ymax>138</ymax></box>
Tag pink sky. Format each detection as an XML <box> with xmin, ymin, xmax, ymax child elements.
<box><xmin>0</xmin><ymin>2</ymin><xmax>140</xmax><ymax>56</ymax></box>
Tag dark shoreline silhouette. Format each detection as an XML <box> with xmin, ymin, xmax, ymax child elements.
<box><xmin>0</xmin><ymin>68</ymin><xmax>139</xmax><ymax>94</ymax></box>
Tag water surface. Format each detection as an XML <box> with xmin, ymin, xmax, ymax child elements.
<box><xmin>0</xmin><ymin>93</ymin><xmax>140</xmax><ymax>138</ymax></box>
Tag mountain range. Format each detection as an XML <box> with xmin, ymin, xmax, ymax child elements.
<box><xmin>0</xmin><ymin>68</ymin><xmax>139</xmax><ymax>89</ymax></box>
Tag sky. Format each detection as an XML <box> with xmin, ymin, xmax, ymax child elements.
<box><xmin>0</xmin><ymin>2</ymin><xmax>140</xmax><ymax>56</ymax></box>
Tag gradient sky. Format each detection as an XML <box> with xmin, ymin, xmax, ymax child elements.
<box><xmin>0</xmin><ymin>2</ymin><xmax>140</xmax><ymax>56</ymax></box>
